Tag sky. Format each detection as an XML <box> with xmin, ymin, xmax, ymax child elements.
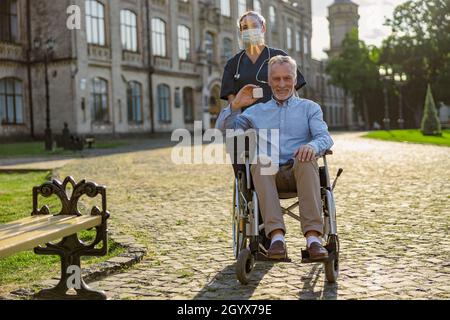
<box><xmin>312</xmin><ymin>0</ymin><xmax>407</xmax><ymax>60</ymax></box>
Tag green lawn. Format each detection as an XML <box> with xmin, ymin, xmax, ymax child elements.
<box><xmin>0</xmin><ymin>140</ymin><xmax>128</xmax><ymax>158</ymax></box>
<box><xmin>363</xmin><ymin>129</ymin><xmax>450</xmax><ymax>147</ymax></box>
<box><xmin>0</xmin><ymin>172</ymin><xmax>123</xmax><ymax>293</ymax></box>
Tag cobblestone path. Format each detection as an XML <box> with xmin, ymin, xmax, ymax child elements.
<box><xmin>57</xmin><ymin>133</ymin><xmax>450</xmax><ymax>300</ymax></box>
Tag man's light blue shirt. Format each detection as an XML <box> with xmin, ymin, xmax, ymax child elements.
<box><xmin>216</xmin><ymin>95</ymin><xmax>334</xmax><ymax>165</ymax></box>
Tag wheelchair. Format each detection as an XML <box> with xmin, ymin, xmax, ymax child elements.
<box><xmin>229</xmin><ymin>137</ymin><xmax>343</xmax><ymax>285</ymax></box>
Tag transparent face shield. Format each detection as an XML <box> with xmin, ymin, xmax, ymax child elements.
<box><xmin>237</xmin><ymin>18</ymin><xmax>265</xmax><ymax>50</ymax></box>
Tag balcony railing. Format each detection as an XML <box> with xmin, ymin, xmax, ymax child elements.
<box><xmin>179</xmin><ymin>60</ymin><xmax>196</xmax><ymax>73</ymax></box>
<box><xmin>153</xmin><ymin>56</ymin><xmax>172</xmax><ymax>70</ymax></box>
<box><xmin>88</xmin><ymin>45</ymin><xmax>111</xmax><ymax>62</ymax></box>
<box><xmin>0</xmin><ymin>41</ymin><xmax>25</xmax><ymax>61</ymax></box>
<box><xmin>122</xmin><ymin>51</ymin><xmax>143</xmax><ymax>64</ymax></box>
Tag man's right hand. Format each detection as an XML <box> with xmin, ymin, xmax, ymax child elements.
<box><xmin>231</xmin><ymin>84</ymin><xmax>260</xmax><ymax>111</ymax></box>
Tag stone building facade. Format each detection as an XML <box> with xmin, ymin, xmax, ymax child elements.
<box><xmin>0</xmin><ymin>0</ymin><xmax>356</xmax><ymax>140</ymax></box>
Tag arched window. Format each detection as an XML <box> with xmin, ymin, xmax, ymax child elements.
<box><xmin>269</xmin><ymin>6</ymin><xmax>276</xmax><ymax>28</ymax></box>
<box><xmin>127</xmin><ymin>81</ymin><xmax>142</xmax><ymax>123</ymax></box>
<box><xmin>205</xmin><ymin>32</ymin><xmax>215</xmax><ymax>64</ymax></box>
<box><xmin>178</xmin><ymin>25</ymin><xmax>191</xmax><ymax>61</ymax></box>
<box><xmin>286</xmin><ymin>27</ymin><xmax>292</xmax><ymax>50</ymax></box>
<box><xmin>296</xmin><ymin>31</ymin><xmax>301</xmax><ymax>52</ymax></box>
<box><xmin>220</xmin><ymin>0</ymin><xmax>231</xmax><ymax>17</ymax></box>
<box><xmin>183</xmin><ymin>87</ymin><xmax>194</xmax><ymax>124</ymax></box>
<box><xmin>0</xmin><ymin>78</ymin><xmax>23</xmax><ymax>124</ymax></box>
<box><xmin>121</xmin><ymin>10</ymin><xmax>138</xmax><ymax>52</ymax></box>
<box><xmin>304</xmin><ymin>33</ymin><xmax>309</xmax><ymax>54</ymax></box>
<box><xmin>238</xmin><ymin>0</ymin><xmax>247</xmax><ymax>17</ymax></box>
<box><xmin>91</xmin><ymin>77</ymin><xmax>109</xmax><ymax>123</ymax></box>
<box><xmin>0</xmin><ymin>0</ymin><xmax>18</xmax><ymax>43</ymax></box>
<box><xmin>157</xmin><ymin>84</ymin><xmax>171</xmax><ymax>123</ymax></box>
<box><xmin>222</xmin><ymin>37</ymin><xmax>233</xmax><ymax>61</ymax></box>
<box><xmin>152</xmin><ymin>18</ymin><xmax>166</xmax><ymax>57</ymax></box>
<box><xmin>253</xmin><ymin>0</ymin><xmax>262</xmax><ymax>14</ymax></box>
<box><xmin>86</xmin><ymin>0</ymin><xmax>106</xmax><ymax>46</ymax></box>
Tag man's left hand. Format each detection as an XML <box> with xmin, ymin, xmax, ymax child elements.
<box><xmin>294</xmin><ymin>145</ymin><xmax>316</xmax><ymax>162</ymax></box>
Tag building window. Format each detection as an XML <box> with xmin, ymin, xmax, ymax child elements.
<box><xmin>205</xmin><ymin>32</ymin><xmax>215</xmax><ymax>65</ymax></box>
<box><xmin>86</xmin><ymin>0</ymin><xmax>106</xmax><ymax>46</ymax></box>
<box><xmin>127</xmin><ymin>81</ymin><xmax>142</xmax><ymax>123</ymax></box>
<box><xmin>286</xmin><ymin>27</ymin><xmax>292</xmax><ymax>50</ymax></box>
<box><xmin>238</xmin><ymin>0</ymin><xmax>247</xmax><ymax>17</ymax></box>
<box><xmin>269</xmin><ymin>6</ymin><xmax>276</xmax><ymax>28</ymax></box>
<box><xmin>91</xmin><ymin>77</ymin><xmax>109</xmax><ymax>123</ymax></box>
<box><xmin>0</xmin><ymin>78</ymin><xmax>23</xmax><ymax>124</ymax></box>
<box><xmin>296</xmin><ymin>31</ymin><xmax>301</xmax><ymax>52</ymax></box>
<box><xmin>223</xmin><ymin>37</ymin><xmax>233</xmax><ymax>61</ymax></box>
<box><xmin>178</xmin><ymin>25</ymin><xmax>191</xmax><ymax>61</ymax></box>
<box><xmin>304</xmin><ymin>33</ymin><xmax>309</xmax><ymax>55</ymax></box>
<box><xmin>253</xmin><ymin>0</ymin><xmax>262</xmax><ymax>14</ymax></box>
<box><xmin>220</xmin><ymin>0</ymin><xmax>231</xmax><ymax>17</ymax></box>
<box><xmin>120</xmin><ymin>10</ymin><xmax>138</xmax><ymax>52</ymax></box>
<box><xmin>183</xmin><ymin>87</ymin><xmax>194</xmax><ymax>123</ymax></box>
<box><xmin>152</xmin><ymin>18</ymin><xmax>166</xmax><ymax>57</ymax></box>
<box><xmin>157</xmin><ymin>84</ymin><xmax>171</xmax><ymax>123</ymax></box>
<box><xmin>0</xmin><ymin>0</ymin><xmax>18</xmax><ymax>43</ymax></box>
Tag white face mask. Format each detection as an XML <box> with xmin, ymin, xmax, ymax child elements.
<box><xmin>240</xmin><ymin>28</ymin><xmax>265</xmax><ymax>49</ymax></box>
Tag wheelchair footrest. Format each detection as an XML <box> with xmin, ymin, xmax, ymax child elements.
<box><xmin>256</xmin><ymin>252</ymin><xmax>292</xmax><ymax>263</ymax></box>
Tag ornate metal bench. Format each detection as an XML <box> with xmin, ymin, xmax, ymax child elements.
<box><xmin>0</xmin><ymin>177</ymin><xmax>110</xmax><ymax>300</ymax></box>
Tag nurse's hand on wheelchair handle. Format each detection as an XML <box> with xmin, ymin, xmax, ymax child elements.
<box><xmin>231</xmin><ymin>84</ymin><xmax>260</xmax><ymax>111</ymax></box>
<box><xmin>294</xmin><ymin>145</ymin><xmax>316</xmax><ymax>163</ymax></box>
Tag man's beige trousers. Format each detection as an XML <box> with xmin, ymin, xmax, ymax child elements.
<box><xmin>250</xmin><ymin>159</ymin><xmax>324</xmax><ymax>238</ymax></box>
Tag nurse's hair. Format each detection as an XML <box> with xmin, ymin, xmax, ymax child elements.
<box><xmin>237</xmin><ymin>11</ymin><xmax>266</xmax><ymax>31</ymax></box>
<box><xmin>268</xmin><ymin>56</ymin><xmax>298</xmax><ymax>80</ymax></box>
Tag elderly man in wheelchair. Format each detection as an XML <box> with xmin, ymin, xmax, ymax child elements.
<box><xmin>216</xmin><ymin>55</ymin><xmax>343</xmax><ymax>284</ymax></box>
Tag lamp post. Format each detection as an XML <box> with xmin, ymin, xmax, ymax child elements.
<box><xmin>33</xmin><ymin>37</ymin><xmax>55</xmax><ymax>151</ymax></box>
<box><xmin>379</xmin><ymin>65</ymin><xmax>393</xmax><ymax>131</ymax></box>
<box><xmin>394</xmin><ymin>72</ymin><xmax>408</xmax><ymax>129</ymax></box>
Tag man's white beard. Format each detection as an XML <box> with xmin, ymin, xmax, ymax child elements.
<box><xmin>273</xmin><ymin>87</ymin><xmax>294</xmax><ymax>102</ymax></box>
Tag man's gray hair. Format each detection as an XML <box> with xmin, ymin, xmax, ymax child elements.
<box><xmin>237</xmin><ymin>11</ymin><xmax>266</xmax><ymax>30</ymax></box>
<box><xmin>268</xmin><ymin>55</ymin><xmax>298</xmax><ymax>80</ymax></box>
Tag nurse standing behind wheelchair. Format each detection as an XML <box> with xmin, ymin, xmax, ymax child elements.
<box><xmin>220</xmin><ymin>11</ymin><xmax>307</xmax><ymax>111</ymax></box>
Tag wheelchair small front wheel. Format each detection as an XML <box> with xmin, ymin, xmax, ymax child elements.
<box><xmin>236</xmin><ymin>249</ymin><xmax>255</xmax><ymax>285</ymax></box>
<box><xmin>324</xmin><ymin>235</ymin><xmax>340</xmax><ymax>283</ymax></box>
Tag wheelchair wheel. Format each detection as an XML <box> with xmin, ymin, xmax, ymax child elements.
<box><xmin>324</xmin><ymin>234</ymin><xmax>339</xmax><ymax>283</ymax></box>
<box><xmin>236</xmin><ymin>249</ymin><xmax>255</xmax><ymax>285</ymax></box>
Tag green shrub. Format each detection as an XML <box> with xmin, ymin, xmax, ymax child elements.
<box><xmin>421</xmin><ymin>84</ymin><xmax>442</xmax><ymax>136</ymax></box>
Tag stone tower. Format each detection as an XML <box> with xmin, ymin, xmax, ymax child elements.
<box><xmin>327</xmin><ymin>0</ymin><xmax>360</xmax><ymax>58</ymax></box>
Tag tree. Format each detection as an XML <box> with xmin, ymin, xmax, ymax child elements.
<box><xmin>421</xmin><ymin>84</ymin><xmax>442</xmax><ymax>136</ymax></box>
<box><xmin>382</xmin><ymin>0</ymin><xmax>450</xmax><ymax>126</ymax></box>
<box><xmin>326</xmin><ymin>29</ymin><xmax>380</xmax><ymax>129</ymax></box>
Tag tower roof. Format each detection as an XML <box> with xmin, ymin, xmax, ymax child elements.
<box><xmin>332</xmin><ymin>0</ymin><xmax>357</xmax><ymax>5</ymax></box>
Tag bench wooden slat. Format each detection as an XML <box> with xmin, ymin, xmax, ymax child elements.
<box><xmin>0</xmin><ymin>215</ymin><xmax>77</xmax><ymax>241</ymax></box>
<box><xmin>0</xmin><ymin>215</ymin><xmax>55</xmax><ymax>233</ymax></box>
<box><xmin>0</xmin><ymin>215</ymin><xmax>102</xmax><ymax>259</ymax></box>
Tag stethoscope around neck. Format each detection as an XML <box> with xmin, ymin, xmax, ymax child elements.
<box><xmin>234</xmin><ymin>46</ymin><xmax>271</xmax><ymax>85</ymax></box>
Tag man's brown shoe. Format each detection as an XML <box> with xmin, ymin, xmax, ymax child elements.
<box><xmin>308</xmin><ymin>242</ymin><xmax>329</xmax><ymax>261</ymax></box>
<box><xmin>268</xmin><ymin>241</ymin><xmax>287</xmax><ymax>260</ymax></box>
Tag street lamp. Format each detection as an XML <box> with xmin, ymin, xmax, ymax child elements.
<box><xmin>33</xmin><ymin>37</ymin><xmax>56</xmax><ymax>151</ymax></box>
<box><xmin>379</xmin><ymin>65</ymin><xmax>393</xmax><ymax>131</ymax></box>
<box><xmin>394</xmin><ymin>72</ymin><xmax>408</xmax><ymax>129</ymax></box>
